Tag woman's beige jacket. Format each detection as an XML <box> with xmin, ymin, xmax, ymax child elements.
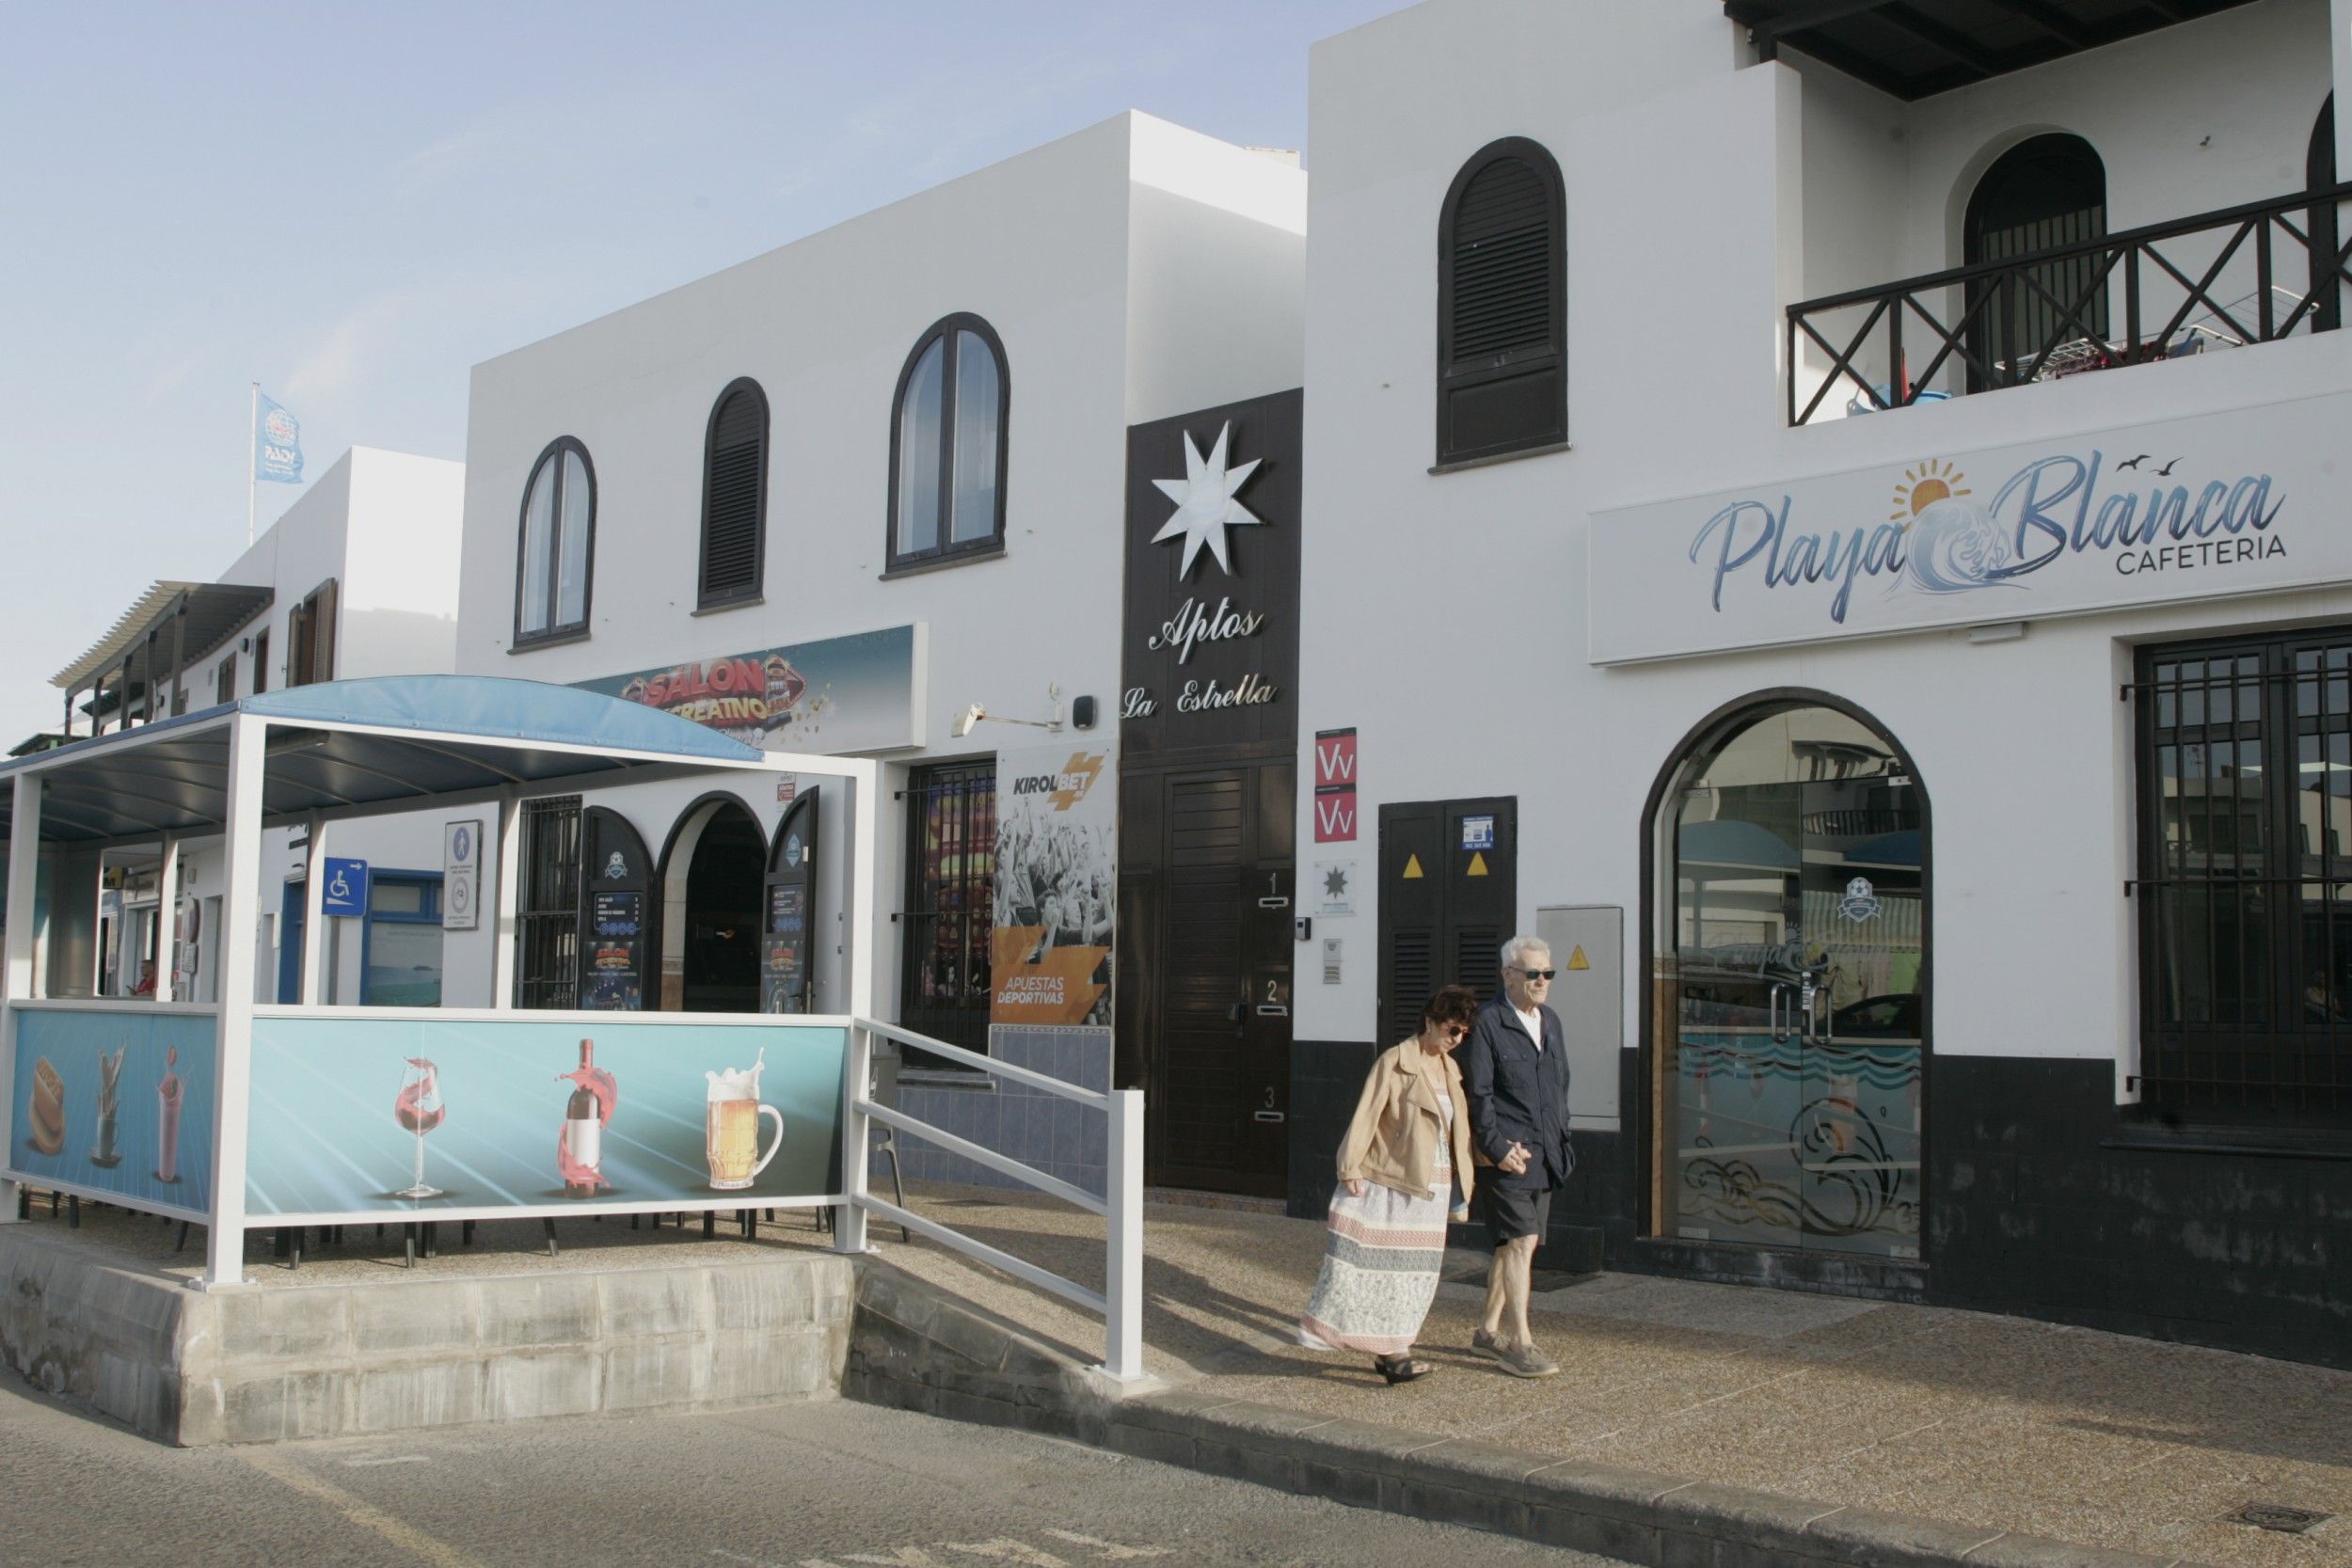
<box><xmin>1334</xmin><ymin>1040</ymin><xmax>1477</xmax><ymax>1205</ymax></box>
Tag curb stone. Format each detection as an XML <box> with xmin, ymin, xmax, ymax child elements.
<box><xmin>844</xmin><ymin>1259</ymin><xmax>2224</xmax><ymax>1568</ymax></box>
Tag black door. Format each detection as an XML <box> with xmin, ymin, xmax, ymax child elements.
<box><xmin>1121</xmin><ymin>758</ymin><xmax>1294</xmax><ymax>1196</ymax></box>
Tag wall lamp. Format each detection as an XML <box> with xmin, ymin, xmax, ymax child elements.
<box><xmin>951</xmin><ymin>684</ymin><xmax>1066</xmax><ymax>739</ymax></box>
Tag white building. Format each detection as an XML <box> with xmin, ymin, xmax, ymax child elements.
<box><xmin>38</xmin><ymin>448</ymin><xmax>468</xmax><ymax>1009</ymax></box>
<box><xmin>1287</xmin><ymin>0</ymin><xmax>2352</xmax><ymax>1367</ymax></box>
<box><xmin>441</xmin><ymin>113</ymin><xmax>1305</xmax><ymax>1200</ymax></box>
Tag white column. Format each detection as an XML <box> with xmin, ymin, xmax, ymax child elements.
<box><xmin>151</xmin><ymin>834</ymin><xmax>179</xmax><ymax>1003</ymax></box>
<box><xmin>1103</xmin><ymin>1088</ymin><xmax>1146</xmax><ymax>1381</ymax></box>
<box><xmin>846</xmin><ymin>766</ymin><xmax>878</xmax><ymax>1022</ymax></box>
<box><xmin>206</xmin><ymin>717</ymin><xmax>264</xmax><ymax>1288</ymax></box>
<box><xmin>2335</xmin><ymin>0</ymin><xmax>2352</xmax><ymax>179</ymax></box>
<box><xmin>2</xmin><ymin>771</ymin><xmax>44</xmax><ymax>1223</ymax></box>
<box><xmin>492</xmin><ymin>786</ymin><xmax>520</xmax><ymax>1009</ymax></box>
<box><xmin>299</xmin><ymin>813</ymin><xmax>326</xmax><ymax>1006</ymax></box>
<box><xmin>832</xmin><ymin>1022</ymin><xmax>871</xmax><ymax>1254</ymax></box>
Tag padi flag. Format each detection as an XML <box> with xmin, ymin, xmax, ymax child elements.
<box><xmin>255</xmin><ymin>392</ymin><xmax>304</xmax><ymax>484</ymax></box>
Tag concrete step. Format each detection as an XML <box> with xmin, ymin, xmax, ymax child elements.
<box><xmin>841</xmin><ymin>1258</ymin><xmax>2220</xmax><ymax>1568</ymax></box>
<box><xmin>0</xmin><ymin>1226</ymin><xmax>850</xmax><ymax>1445</ymax></box>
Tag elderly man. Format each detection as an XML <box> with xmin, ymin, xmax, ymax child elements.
<box><xmin>1459</xmin><ymin>934</ymin><xmax>1571</xmax><ymax>1378</ymax></box>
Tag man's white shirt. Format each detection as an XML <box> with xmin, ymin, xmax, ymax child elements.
<box><xmin>1514</xmin><ymin>1003</ymin><xmax>1544</xmax><ymax>1052</ymax></box>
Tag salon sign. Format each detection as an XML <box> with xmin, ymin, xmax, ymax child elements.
<box><xmin>1588</xmin><ymin>390</ymin><xmax>2352</xmax><ymax>665</ymax></box>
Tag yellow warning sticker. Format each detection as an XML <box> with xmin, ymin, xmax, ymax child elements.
<box><xmin>1466</xmin><ymin>851</ymin><xmax>1488</xmax><ymax>877</ymax></box>
<box><xmin>1402</xmin><ymin>854</ymin><xmax>1424</xmax><ymax>879</ymax></box>
<box><xmin>1567</xmin><ymin>945</ymin><xmax>1590</xmax><ymax>972</ymax></box>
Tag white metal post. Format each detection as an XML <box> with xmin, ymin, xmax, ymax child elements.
<box><xmin>492</xmin><ymin>786</ymin><xmax>520</xmax><ymax>1009</ymax></box>
<box><xmin>1103</xmin><ymin>1088</ymin><xmax>1146</xmax><ymax>1380</ymax></box>
<box><xmin>205</xmin><ymin>716</ymin><xmax>264</xmax><ymax>1288</ymax></box>
<box><xmin>151</xmin><ymin>833</ymin><xmax>178</xmax><ymax>1003</ymax></box>
<box><xmin>2</xmin><ymin>771</ymin><xmax>44</xmax><ymax>1223</ymax></box>
<box><xmin>299</xmin><ymin>812</ymin><xmax>326</xmax><ymax>1006</ymax></box>
<box><xmin>833</xmin><ymin>1022</ymin><xmax>872</xmax><ymax>1253</ymax></box>
<box><xmin>845</xmin><ymin>763</ymin><xmax>878</xmax><ymax>1022</ymax></box>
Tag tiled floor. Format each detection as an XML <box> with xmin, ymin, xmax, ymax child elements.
<box><xmin>861</xmin><ymin>1186</ymin><xmax>2352</xmax><ymax>1568</ymax></box>
<box><xmin>13</xmin><ymin>1187</ymin><xmax>2347</xmax><ymax>1565</ymax></box>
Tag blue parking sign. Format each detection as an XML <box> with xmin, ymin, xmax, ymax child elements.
<box><xmin>320</xmin><ymin>858</ymin><xmax>369</xmax><ymax>917</ymax></box>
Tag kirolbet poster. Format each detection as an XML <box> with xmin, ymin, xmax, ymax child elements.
<box><xmin>8</xmin><ymin>1008</ymin><xmax>216</xmax><ymax>1217</ymax></box>
<box><xmin>991</xmin><ymin>742</ymin><xmax>1115</xmax><ymax>1026</ymax></box>
<box><xmin>244</xmin><ymin>1017</ymin><xmax>845</xmax><ymax>1217</ymax></box>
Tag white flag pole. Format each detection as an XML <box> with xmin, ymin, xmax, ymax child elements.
<box><xmin>246</xmin><ymin>382</ymin><xmax>259</xmax><ymax>546</ymax></box>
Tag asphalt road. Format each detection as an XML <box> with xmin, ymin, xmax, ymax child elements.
<box><xmin>0</xmin><ymin>1382</ymin><xmax>1614</xmax><ymax>1568</ymax></box>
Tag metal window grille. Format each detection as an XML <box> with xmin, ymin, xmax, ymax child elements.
<box><xmin>2136</xmin><ymin>632</ymin><xmax>2352</xmax><ymax>1122</ymax></box>
<box><xmin>899</xmin><ymin>761</ymin><xmax>995</xmax><ymax>1061</ymax></box>
<box><xmin>516</xmin><ymin>795</ymin><xmax>583</xmax><ymax>1010</ymax></box>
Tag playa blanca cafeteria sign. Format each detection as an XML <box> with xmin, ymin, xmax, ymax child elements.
<box><xmin>1587</xmin><ymin>392</ymin><xmax>2350</xmax><ymax>665</ymax></box>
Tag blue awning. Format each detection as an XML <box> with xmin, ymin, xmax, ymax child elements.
<box><xmin>0</xmin><ymin>676</ymin><xmax>766</xmax><ymax>845</ymax></box>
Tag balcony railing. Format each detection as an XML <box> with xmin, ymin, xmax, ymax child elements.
<box><xmin>1787</xmin><ymin>182</ymin><xmax>2352</xmax><ymax>426</ymax></box>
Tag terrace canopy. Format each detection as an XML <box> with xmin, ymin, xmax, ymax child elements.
<box><xmin>0</xmin><ymin>675</ymin><xmax>882</xmax><ymax>1287</ymax></box>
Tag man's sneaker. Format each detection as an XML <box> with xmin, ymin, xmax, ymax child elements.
<box><xmin>1470</xmin><ymin>1327</ymin><xmax>1504</xmax><ymax>1362</ymax></box>
<box><xmin>1493</xmin><ymin>1339</ymin><xmax>1561</xmax><ymax>1379</ymax></box>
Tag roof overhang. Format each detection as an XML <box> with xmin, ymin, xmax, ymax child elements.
<box><xmin>0</xmin><ymin>675</ymin><xmax>793</xmax><ymax>847</ymax></box>
<box><xmin>1724</xmin><ymin>0</ymin><xmax>2263</xmax><ymax>101</ymax></box>
<box><xmin>50</xmin><ymin>580</ymin><xmax>277</xmax><ymax>695</ymax></box>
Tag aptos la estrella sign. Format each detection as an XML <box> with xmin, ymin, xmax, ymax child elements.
<box><xmin>1588</xmin><ymin>391</ymin><xmax>2352</xmax><ymax>664</ymax></box>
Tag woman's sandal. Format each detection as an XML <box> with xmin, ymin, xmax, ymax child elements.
<box><xmin>1374</xmin><ymin>1354</ymin><xmax>1435</xmax><ymax>1385</ymax></box>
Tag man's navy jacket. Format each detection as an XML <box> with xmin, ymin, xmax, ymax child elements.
<box><xmin>1459</xmin><ymin>994</ymin><xmax>1574</xmax><ymax>1190</ymax></box>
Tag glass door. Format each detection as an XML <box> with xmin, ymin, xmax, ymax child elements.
<box><xmin>1659</xmin><ymin>706</ymin><xmax>1925</xmax><ymax>1259</ymax></box>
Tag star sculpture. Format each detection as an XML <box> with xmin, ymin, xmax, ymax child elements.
<box><xmin>1323</xmin><ymin>866</ymin><xmax>1349</xmax><ymax>898</ymax></box>
<box><xmin>1151</xmin><ymin>420</ymin><xmax>1263</xmax><ymax>578</ymax></box>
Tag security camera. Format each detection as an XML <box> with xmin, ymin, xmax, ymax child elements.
<box><xmin>950</xmin><ymin>702</ymin><xmax>986</xmax><ymax>739</ymax></box>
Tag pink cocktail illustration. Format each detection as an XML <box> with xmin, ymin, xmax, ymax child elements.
<box><xmin>392</xmin><ymin>1057</ymin><xmax>446</xmax><ymax>1200</ymax></box>
<box><xmin>154</xmin><ymin>1047</ymin><xmax>183</xmax><ymax>1184</ymax></box>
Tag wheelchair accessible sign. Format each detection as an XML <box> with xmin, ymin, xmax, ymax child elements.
<box><xmin>321</xmin><ymin>858</ymin><xmax>369</xmax><ymax>917</ymax></box>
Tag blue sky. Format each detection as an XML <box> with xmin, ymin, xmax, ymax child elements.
<box><xmin>0</xmin><ymin>1</ymin><xmax>1407</xmax><ymax>744</ymax></box>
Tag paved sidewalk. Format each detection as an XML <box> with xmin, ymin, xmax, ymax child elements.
<box><xmin>869</xmin><ymin>1184</ymin><xmax>2350</xmax><ymax>1568</ymax></box>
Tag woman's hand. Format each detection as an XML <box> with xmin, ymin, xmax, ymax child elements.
<box><xmin>1343</xmin><ymin>1178</ymin><xmax>1366</xmax><ymax>1197</ymax></box>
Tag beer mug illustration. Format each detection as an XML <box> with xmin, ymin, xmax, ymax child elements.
<box><xmin>704</xmin><ymin>1048</ymin><xmax>784</xmax><ymax>1191</ymax></box>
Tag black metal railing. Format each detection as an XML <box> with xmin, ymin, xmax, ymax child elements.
<box><xmin>1788</xmin><ymin>182</ymin><xmax>2352</xmax><ymax>426</ymax></box>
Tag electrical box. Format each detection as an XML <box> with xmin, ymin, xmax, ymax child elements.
<box><xmin>1537</xmin><ymin>904</ymin><xmax>1621</xmax><ymax>1131</ymax></box>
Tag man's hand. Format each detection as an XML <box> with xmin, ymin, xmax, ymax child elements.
<box><xmin>1500</xmin><ymin>1141</ymin><xmax>1530</xmax><ymax>1176</ymax></box>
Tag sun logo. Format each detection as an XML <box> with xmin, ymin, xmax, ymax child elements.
<box><xmin>1890</xmin><ymin>459</ymin><xmax>1970</xmax><ymax>525</ymax></box>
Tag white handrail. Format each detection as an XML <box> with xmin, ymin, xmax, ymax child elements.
<box><xmin>841</xmin><ymin>1017</ymin><xmax>1146</xmax><ymax>1382</ymax></box>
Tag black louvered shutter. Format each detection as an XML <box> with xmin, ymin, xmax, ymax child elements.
<box><xmin>699</xmin><ymin>387</ymin><xmax>765</xmax><ymax>605</ymax></box>
<box><xmin>1451</xmin><ymin>159</ymin><xmax>1551</xmax><ymax>359</ymax></box>
<box><xmin>1379</xmin><ymin>802</ymin><xmax>1443</xmax><ymax>1044</ymax></box>
<box><xmin>1438</xmin><ymin>142</ymin><xmax>1564</xmax><ymax>464</ymax></box>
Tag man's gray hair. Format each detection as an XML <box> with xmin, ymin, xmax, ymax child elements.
<box><xmin>1500</xmin><ymin>934</ymin><xmax>1549</xmax><ymax>970</ymax></box>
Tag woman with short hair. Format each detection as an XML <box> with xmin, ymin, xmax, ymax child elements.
<box><xmin>1297</xmin><ymin>984</ymin><xmax>1480</xmax><ymax>1383</ymax></box>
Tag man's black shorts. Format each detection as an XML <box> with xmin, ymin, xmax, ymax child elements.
<box><xmin>1479</xmin><ymin>1183</ymin><xmax>1551</xmax><ymax>1243</ymax></box>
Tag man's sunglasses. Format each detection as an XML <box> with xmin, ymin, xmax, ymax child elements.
<box><xmin>1513</xmin><ymin>966</ymin><xmax>1557</xmax><ymax>980</ymax></box>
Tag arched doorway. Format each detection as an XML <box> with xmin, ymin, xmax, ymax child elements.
<box><xmin>1647</xmin><ymin>697</ymin><xmax>1927</xmax><ymax>1260</ymax></box>
<box><xmin>658</xmin><ymin>795</ymin><xmax>763</xmax><ymax>1013</ymax></box>
<box><xmin>1963</xmin><ymin>133</ymin><xmax>2106</xmax><ymax>389</ymax></box>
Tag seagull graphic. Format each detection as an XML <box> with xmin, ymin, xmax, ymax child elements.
<box><xmin>2117</xmin><ymin>454</ymin><xmax>2152</xmax><ymax>470</ymax></box>
<box><xmin>2156</xmin><ymin>457</ymin><xmax>2183</xmax><ymax>476</ymax></box>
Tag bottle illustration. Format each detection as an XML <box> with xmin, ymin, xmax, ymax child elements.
<box><xmin>704</xmin><ymin>1048</ymin><xmax>784</xmax><ymax>1192</ymax></box>
<box><xmin>89</xmin><ymin>1046</ymin><xmax>125</xmax><ymax>1167</ymax></box>
<box><xmin>154</xmin><ymin>1046</ymin><xmax>183</xmax><ymax>1183</ymax></box>
<box><xmin>555</xmin><ymin>1037</ymin><xmax>618</xmax><ymax>1197</ymax></box>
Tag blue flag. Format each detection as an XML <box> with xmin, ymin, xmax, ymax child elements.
<box><xmin>255</xmin><ymin>391</ymin><xmax>304</xmax><ymax>484</ymax></box>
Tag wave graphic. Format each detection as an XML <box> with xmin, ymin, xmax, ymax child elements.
<box><xmin>1899</xmin><ymin>498</ymin><xmax>2022</xmax><ymax>596</ymax></box>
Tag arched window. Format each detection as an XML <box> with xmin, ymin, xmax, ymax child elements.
<box><xmin>515</xmin><ymin>437</ymin><xmax>595</xmax><ymax>646</ymax></box>
<box><xmin>698</xmin><ymin>379</ymin><xmax>769</xmax><ymax>610</ymax></box>
<box><xmin>888</xmin><ymin>314</ymin><xmax>1008</xmax><ymax>571</ymax></box>
<box><xmin>1963</xmin><ymin>134</ymin><xmax>2106</xmax><ymax>389</ymax></box>
<box><xmin>1436</xmin><ymin>137</ymin><xmax>1565</xmax><ymax>467</ymax></box>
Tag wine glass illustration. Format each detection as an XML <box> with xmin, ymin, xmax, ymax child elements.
<box><xmin>392</xmin><ymin>1057</ymin><xmax>446</xmax><ymax>1200</ymax></box>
